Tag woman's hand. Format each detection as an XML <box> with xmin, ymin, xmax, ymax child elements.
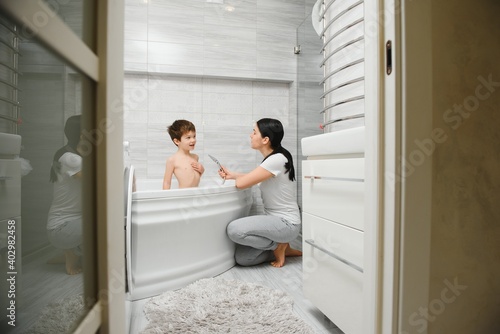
<box><xmin>219</xmin><ymin>165</ymin><xmax>238</xmax><ymax>180</ymax></box>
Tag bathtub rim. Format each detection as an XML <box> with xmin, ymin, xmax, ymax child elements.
<box><xmin>132</xmin><ymin>181</ymin><xmax>249</xmax><ymax>200</ymax></box>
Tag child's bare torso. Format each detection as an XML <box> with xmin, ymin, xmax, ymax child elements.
<box><xmin>173</xmin><ymin>153</ymin><xmax>201</xmax><ymax>188</ymax></box>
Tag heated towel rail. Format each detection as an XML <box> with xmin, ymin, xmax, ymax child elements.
<box><xmin>0</xmin><ymin>16</ymin><xmax>21</xmax><ymax>135</ymax></box>
<box><xmin>317</xmin><ymin>0</ymin><xmax>365</xmax><ymax>133</ymax></box>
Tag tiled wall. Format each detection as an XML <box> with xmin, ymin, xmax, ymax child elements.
<box><xmin>124</xmin><ymin>74</ymin><xmax>296</xmax><ymax>182</ymax></box>
<box><xmin>124</xmin><ymin>0</ymin><xmax>313</xmax><ymax>81</ymax></box>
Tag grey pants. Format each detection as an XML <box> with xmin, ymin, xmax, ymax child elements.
<box><xmin>47</xmin><ymin>218</ymin><xmax>83</xmax><ymax>255</ymax></box>
<box><xmin>226</xmin><ymin>214</ymin><xmax>301</xmax><ymax>266</ymax></box>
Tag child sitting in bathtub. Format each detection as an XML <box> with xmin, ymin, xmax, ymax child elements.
<box><xmin>162</xmin><ymin>119</ymin><xmax>205</xmax><ymax>189</ymax></box>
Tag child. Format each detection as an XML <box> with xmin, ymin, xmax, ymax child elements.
<box><xmin>162</xmin><ymin>119</ymin><xmax>205</xmax><ymax>189</ymax></box>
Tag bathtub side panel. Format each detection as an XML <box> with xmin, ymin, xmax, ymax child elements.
<box><xmin>127</xmin><ymin>188</ymin><xmax>251</xmax><ymax>300</ymax></box>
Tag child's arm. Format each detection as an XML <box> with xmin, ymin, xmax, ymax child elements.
<box><xmin>162</xmin><ymin>157</ymin><xmax>175</xmax><ymax>190</ymax></box>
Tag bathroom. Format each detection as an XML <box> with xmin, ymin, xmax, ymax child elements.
<box><xmin>1</xmin><ymin>0</ymin><xmax>500</xmax><ymax>333</ymax></box>
<box><xmin>0</xmin><ymin>0</ymin><xmax>331</xmax><ymax>332</ymax></box>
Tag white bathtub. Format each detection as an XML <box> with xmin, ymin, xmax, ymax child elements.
<box><xmin>124</xmin><ymin>166</ymin><xmax>253</xmax><ymax>300</ymax></box>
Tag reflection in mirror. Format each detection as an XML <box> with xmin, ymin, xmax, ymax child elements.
<box><xmin>38</xmin><ymin>0</ymin><xmax>88</xmax><ymax>47</ymax></box>
<box><xmin>0</xmin><ymin>10</ymin><xmax>94</xmax><ymax>333</ymax></box>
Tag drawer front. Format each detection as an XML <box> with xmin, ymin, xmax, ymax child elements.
<box><xmin>302</xmin><ymin>213</ymin><xmax>363</xmax><ymax>334</ymax></box>
<box><xmin>302</xmin><ymin>158</ymin><xmax>364</xmax><ymax>230</ymax></box>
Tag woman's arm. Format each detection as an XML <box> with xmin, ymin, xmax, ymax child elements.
<box><xmin>220</xmin><ymin>165</ymin><xmax>273</xmax><ymax>189</ymax></box>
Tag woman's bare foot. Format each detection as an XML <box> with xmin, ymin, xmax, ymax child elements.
<box><xmin>271</xmin><ymin>243</ymin><xmax>303</xmax><ymax>268</ymax></box>
<box><xmin>65</xmin><ymin>250</ymin><xmax>82</xmax><ymax>275</ymax></box>
<box><xmin>285</xmin><ymin>244</ymin><xmax>303</xmax><ymax>257</ymax></box>
<box><xmin>271</xmin><ymin>243</ymin><xmax>288</xmax><ymax>268</ymax></box>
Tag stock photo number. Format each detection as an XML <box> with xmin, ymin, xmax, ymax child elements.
<box><xmin>5</xmin><ymin>219</ymin><xmax>18</xmax><ymax>326</ymax></box>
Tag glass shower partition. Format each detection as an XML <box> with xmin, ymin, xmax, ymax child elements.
<box><xmin>296</xmin><ymin>14</ymin><xmax>324</xmax><ymax>208</ymax></box>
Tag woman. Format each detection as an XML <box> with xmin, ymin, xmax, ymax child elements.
<box><xmin>219</xmin><ymin>118</ymin><xmax>302</xmax><ymax>268</ymax></box>
<box><xmin>47</xmin><ymin>115</ymin><xmax>83</xmax><ymax>275</ymax></box>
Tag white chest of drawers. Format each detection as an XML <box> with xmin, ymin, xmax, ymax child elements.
<box><xmin>302</xmin><ymin>157</ymin><xmax>364</xmax><ymax>334</ymax></box>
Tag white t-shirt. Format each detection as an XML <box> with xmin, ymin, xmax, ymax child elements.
<box><xmin>47</xmin><ymin>152</ymin><xmax>82</xmax><ymax>229</ymax></box>
<box><xmin>259</xmin><ymin>153</ymin><xmax>301</xmax><ymax>225</ymax></box>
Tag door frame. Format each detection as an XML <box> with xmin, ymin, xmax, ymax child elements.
<box><xmin>0</xmin><ymin>1</ymin><xmax>125</xmax><ymax>333</ymax></box>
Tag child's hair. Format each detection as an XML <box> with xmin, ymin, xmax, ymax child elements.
<box><xmin>257</xmin><ymin>118</ymin><xmax>295</xmax><ymax>182</ymax></box>
<box><xmin>167</xmin><ymin>120</ymin><xmax>196</xmax><ymax>145</ymax></box>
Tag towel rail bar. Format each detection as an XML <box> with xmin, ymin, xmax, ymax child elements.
<box><xmin>320</xmin><ymin>77</ymin><xmax>364</xmax><ymax>99</ymax></box>
<box><xmin>0</xmin><ymin>78</ymin><xmax>20</xmax><ymax>90</ymax></box>
<box><xmin>0</xmin><ymin>114</ymin><xmax>18</xmax><ymax>124</ymax></box>
<box><xmin>320</xmin><ymin>96</ymin><xmax>364</xmax><ymax>114</ymax></box>
<box><xmin>0</xmin><ymin>96</ymin><xmax>21</xmax><ymax>107</ymax></box>
<box><xmin>0</xmin><ymin>40</ymin><xmax>20</xmax><ymax>53</ymax></box>
<box><xmin>318</xmin><ymin>0</ymin><xmax>363</xmax><ymax>39</ymax></box>
<box><xmin>0</xmin><ymin>62</ymin><xmax>22</xmax><ymax>75</ymax></box>
<box><xmin>318</xmin><ymin>0</ymin><xmax>337</xmax><ymax>20</ymax></box>
<box><xmin>0</xmin><ymin>17</ymin><xmax>20</xmax><ymax>35</ymax></box>
<box><xmin>0</xmin><ymin>18</ymin><xmax>20</xmax><ymax>135</ymax></box>
<box><xmin>320</xmin><ymin>18</ymin><xmax>363</xmax><ymax>53</ymax></box>
<box><xmin>320</xmin><ymin>36</ymin><xmax>363</xmax><ymax>67</ymax></box>
<box><xmin>322</xmin><ymin>113</ymin><xmax>364</xmax><ymax>127</ymax></box>
<box><xmin>320</xmin><ymin>58</ymin><xmax>363</xmax><ymax>85</ymax></box>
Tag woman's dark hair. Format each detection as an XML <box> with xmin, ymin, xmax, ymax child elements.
<box><xmin>50</xmin><ymin>115</ymin><xmax>81</xmax><ymax>182</ymax></box>
<box><xmin>257</xmin><ymin>118</ymin><xmax>295</xmax><ymax>181</ymax></box>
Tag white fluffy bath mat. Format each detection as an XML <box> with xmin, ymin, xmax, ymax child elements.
<box><xmin>141</xmin><ymin>278</ymin><xmax>315</xmax><ymax>334</ymax></box>
<box><xmin>24</xmin><ymin>294</ymin><xmax>85</xmax><ymax>334</ymax></box>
